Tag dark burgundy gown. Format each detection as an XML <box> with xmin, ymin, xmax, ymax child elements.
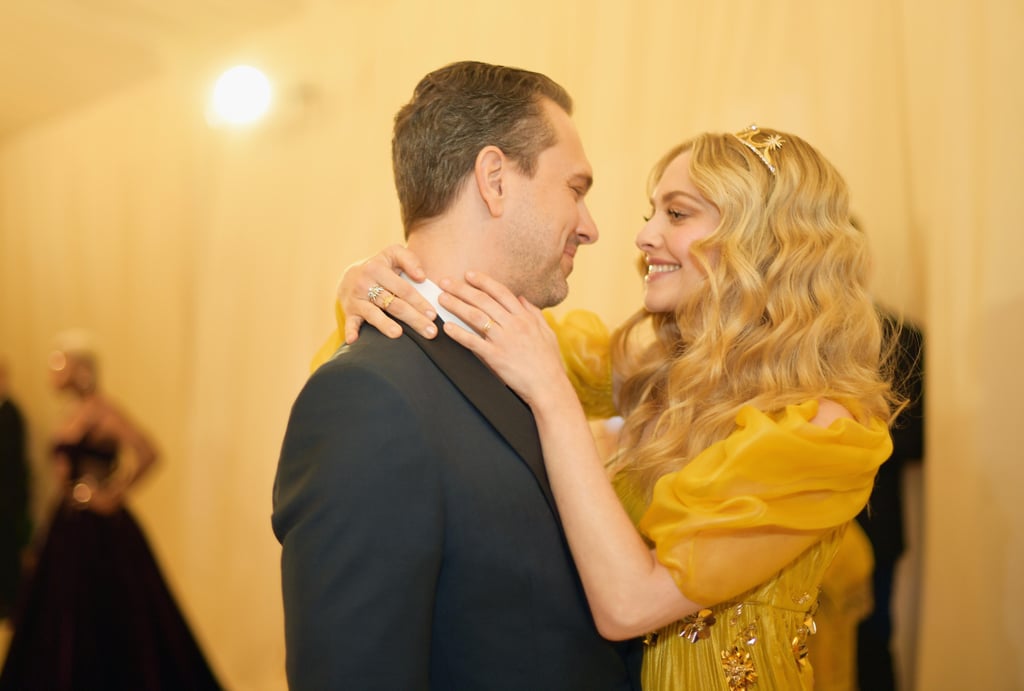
<box><xmin>0</xmin><ymin>432</ymin><xmax>221</xmax><ymax>690</ymax></box>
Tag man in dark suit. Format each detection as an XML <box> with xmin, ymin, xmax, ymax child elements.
<box><xmin>272</xmin><ymin>62</ymin><xmax>640</xmax><ymax>690</ymax></box>
<box><xmin>856</xmin><ymin>311</ymin><xmax>925</xmax><ymax>690</ymax></box>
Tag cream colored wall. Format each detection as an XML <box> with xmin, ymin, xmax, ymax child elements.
<box><xmin>902</xmin><ymin>2</ymin><xmax>1024</xmax><ymax>688</ymax></box>
<box><xmin>0</xmin><ymin>1</ymin><xmax>1020</xmax><ymax>689</ymax></box>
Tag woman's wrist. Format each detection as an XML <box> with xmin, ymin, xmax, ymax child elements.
<box><xmin>528</xmin><ymin>376</ymin><xmax>586</xmax><ymax>422</ymax></box>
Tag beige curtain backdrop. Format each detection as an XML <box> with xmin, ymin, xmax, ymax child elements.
<box><xmin>1</xmin><ymin>1</ymin><xmax>1020</xmax><ymax>688</ymax></box>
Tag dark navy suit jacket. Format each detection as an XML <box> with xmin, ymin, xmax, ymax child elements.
<box><xmin>273</xmin><ymin>321</ymin><xmax>640</xmax><ymax>690</ymax></box>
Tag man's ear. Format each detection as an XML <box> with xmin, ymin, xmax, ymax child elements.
<box><xmin>474</xmin><ymin>146</ymin><xmax>507</xmax><ymax>217</ymax></box>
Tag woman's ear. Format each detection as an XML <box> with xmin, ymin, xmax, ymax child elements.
<box><xmin>474</xmin><ymin>146</ymin><xmax>507</xmax><ymax>217</ymax></box>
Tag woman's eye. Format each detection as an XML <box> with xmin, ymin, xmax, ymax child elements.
<box><xmin>645</xmin><ymin>208</ymin><xmax>690</xmax><ymax>222</ymax></box>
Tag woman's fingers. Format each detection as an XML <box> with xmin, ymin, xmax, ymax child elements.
<box><xmin>336</xmin><ymin>264</ymin><xmax>401</xmax><ymax>340</ymax></box>
<box><xmin>337</xmin><ymin>247</ymin><xmax>437</xmax><ymax>342</ymax></box>
<box><xmin>438</xmin><ymin>277</ymin><xmax>508</xmax><ymax>336</ymax></box>
<box><xmin>463</xmin><ymin>271</ymin><xmax>524</xmax><ymax>315</ymax></box>
<box><xmin>344</xmin><ymin>314</ymin><xmax>367</xmax><ymax>345</ymax></box>
<box><xmin>363</xmin><ymin>278</ymin><xmax>437</xmax><ymax>339</ymax></box>
<box><xmin>439</xmin><ymin>289</ymin><xmax>562</xmax><ymax>408</ymax></box>
<box><xmin>381</xmin><ymin>244</ymin><xmax>427</xmax><ymax>282</ymax></box>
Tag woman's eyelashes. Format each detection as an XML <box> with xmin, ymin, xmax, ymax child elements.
<box><xmin>643</xmin><ymin>207</ymin><xmax>690</xmax><ymax>223</ymax></box>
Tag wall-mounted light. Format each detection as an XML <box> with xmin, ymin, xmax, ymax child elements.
<box><xmin>207</xmin><ymin>65</ymin><xmax>273</xmax><ymax>127</ymax></box>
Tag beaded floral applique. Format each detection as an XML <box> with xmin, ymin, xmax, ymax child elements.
<box><xmin>721</xmin><ymin>645</ymin><xmax>758</xmax><ymax>690</ymax></box>
<box><xmin>679</xmin><ymin>608</ymin><xmax>716</xmax><ymax>643</ymax></box>
<box><xmin>719</xmin><ymin>617</ymin><xmax>760</xmax><ymax>689</ymax></box>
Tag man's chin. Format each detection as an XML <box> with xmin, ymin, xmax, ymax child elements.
<box><xmin>542</xmin><ymin>280</ymin><xmax>570</xmax><ymax>309</ymax></box>
<box><xmin>520</xmin><ymin>282</ymin><xmax>565</xmax><ymax>309</ymax></box>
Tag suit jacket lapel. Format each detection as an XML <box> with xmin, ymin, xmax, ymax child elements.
<box><xmin>405</xmin><ymin>320</ymin><xmax>559</xmax><ymax>516</ymax></box>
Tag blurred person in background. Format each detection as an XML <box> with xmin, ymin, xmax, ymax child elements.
<box><xmin>0</xmin><ymin>332</ymin><xmax>221</xmax><ymax>691</ymax></box>
<box><xmin>0</xmin><ymin>358</ymin><xmax>31</xmax><ymax>623</ymax></box>
<box><xmin>855</xmin><ymin>309</ymin><xmax>925</xmax><ymax>690</ymax></box>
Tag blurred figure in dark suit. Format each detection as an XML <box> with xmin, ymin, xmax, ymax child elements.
<box><xmin>856</xmin><ymin>310</ymin><xmax>925</xmax><ymax>690</ymax></box>
<box><xmin>0</xmin><ymin>359</ymin><xmax>31</xmax><ymax>622</ymax></box>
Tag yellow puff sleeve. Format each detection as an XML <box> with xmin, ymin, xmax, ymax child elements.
<box><xmin>638</xmin><ymin>401</ymin><xmax>891</xmax><ymax>606</ymax></box>
<box><xmin>310</xmin><ymin>300</ymin><xmax>347</xmax><ymax>372</ymax></box>
<box><xmin>543</xmin><ymin>309</ymin><xmax>617</xmax><ymax>419</ymax></box>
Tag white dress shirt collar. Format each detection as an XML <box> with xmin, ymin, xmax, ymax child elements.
<box><xmin>401</xmin><ymin>273</ymin><xmax>475</xmax><ymax>334</ymax></box>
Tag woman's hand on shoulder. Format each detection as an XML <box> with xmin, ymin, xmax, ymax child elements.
<box><xmin>337</xmin><ymin>244</ymin><xmax>437</xmax><ymax>343</ymax></box>
<box><xmin>438</xmin><ymin>271</ymin><xmax>571</xmax><ymax>409</ymax></box>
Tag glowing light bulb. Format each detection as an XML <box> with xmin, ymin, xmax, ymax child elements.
<box><xmin>210</xmin><ymin>65</ymin><xmax>272</xmax><ymax>125</ymax></box>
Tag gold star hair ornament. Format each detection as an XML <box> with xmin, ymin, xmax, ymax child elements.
<box><xmin>732</xmin><ymin>124</ymin><xmax>784</xmax><ymax>175</ymax></box>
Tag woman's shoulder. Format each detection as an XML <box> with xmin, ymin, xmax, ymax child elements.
<box><xmin>808</xmin><ymin>398</ymin><xmax>854</xmax><ymax>428</ymax></box>
<box><xmin>727</xmin><ymin>399</ymin><xmax>889</xmax><ymax>459</ymax></box>
<box><xmin>735</xmin><ymin>399</ymin><xmax>862</xmax><ymax>431</ymax></box>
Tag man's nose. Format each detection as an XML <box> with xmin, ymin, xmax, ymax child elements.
<box><xmin>577</xmin><ymin>203</ymin><xmax>599</xmax><ymax>245</ymax></box>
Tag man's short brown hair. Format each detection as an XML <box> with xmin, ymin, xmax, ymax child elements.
<box><xmin>392</xmin><ymin>61</ymin><xmax>573</xmax><ymax>236</ymax></box>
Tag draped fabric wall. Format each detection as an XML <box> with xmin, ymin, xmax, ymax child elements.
<box><xmin>0</xmin><ymin>1</ymin><xmax>1020</xmax><ymax>689</ymax></box>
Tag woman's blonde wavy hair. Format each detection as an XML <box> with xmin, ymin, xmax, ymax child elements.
<box><xmin>608</xmin><ymin>128</ymin><xmax>900</xmax><ymax>500</ymax></box>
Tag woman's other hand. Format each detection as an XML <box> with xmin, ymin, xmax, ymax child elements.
<box><xmin>438</xmin><ymin>271</ymin><xmax>569</xmax><ymax>408</ymax></box>
<box><xmin>337</xmin><ymin>245</ymin><xmax>437</xmax><ymax>343</ymax></box>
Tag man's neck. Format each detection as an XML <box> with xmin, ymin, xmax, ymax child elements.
<box><xmin>406</xmin><ymin>220</ymin><xmax>494</xmax><ymax>287</ymax></box>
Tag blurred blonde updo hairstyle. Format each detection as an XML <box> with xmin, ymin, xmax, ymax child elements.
<box><xmin>609</xmin><ymin>128</ymin><xmax>897</xmax><ymax>498</ymax></box>
<box><xmin>51</xmin><ymin>329</ymin><xmax>99</xmax><ymax>395</ymax></box>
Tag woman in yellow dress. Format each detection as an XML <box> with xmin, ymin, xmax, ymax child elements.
<box><xmin>331</xmin><ymin>126</ymin><xmax>897</xmax><ymax>690</ymax></box>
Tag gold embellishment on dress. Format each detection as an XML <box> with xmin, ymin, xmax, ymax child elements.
<box><xmin>792</xmin><ymin>632</ymin><xmax>810</xmax><ymax>668</ymax></box>
<box><xmin>719</xmin><ymin>622</ymin><xmax>760</xmax><ymax>689</ymax></box>
<box><xmin>791</xmin><ymin>589</ymin><xmax>814</xmax><ymax>607</ymax></box>
<box><xmin>804</xmin><ymin>606</ymin><xmax>818</xmax><ymax>636</ymax></box>
<box><xmin>679</xmin><ymin>608</ymin><xmax>716</xmax><ymax>643</ymax></box>
<box><xmin>792</xmin><ymin>602</ymin><xmax>819</xmax><ymax>668</ymax></box>
<box><xmin>642</xmin><ymin>631</ymin><xmax>660</xmax><ymax>647</ymax></box>
<box><xmin>740</xmin><ymin>622</ymin><xmax>758</xmax><ymax>646</ymax></box>
<box><xmin>721</xmin><ymin>646</ymin><xmax>759</xmax><ymax>690</ymax></box>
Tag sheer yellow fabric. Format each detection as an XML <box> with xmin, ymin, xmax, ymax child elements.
<box><xmin>640</xmin><ymin>402</ymin><xmax>890</xmax><ymax>605</ymax></box>
<box><xmin>810</xmin><ymin>521</ymin><xmax>876</xmax><ymax>691</ymax></box>
<box><xmin>632</xmin><ymin>402</ymin><xmax>890</xmax><ymax>690</ymax></box>
<box><xmin>543</xmin><ymin>310</ymin><xmax>616</xmax><ymax>419</ymax></box>
<box><xmin>311</xmin><ymin>301</ymin><xmax>347</xmax><ymax>372</ymax></box>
